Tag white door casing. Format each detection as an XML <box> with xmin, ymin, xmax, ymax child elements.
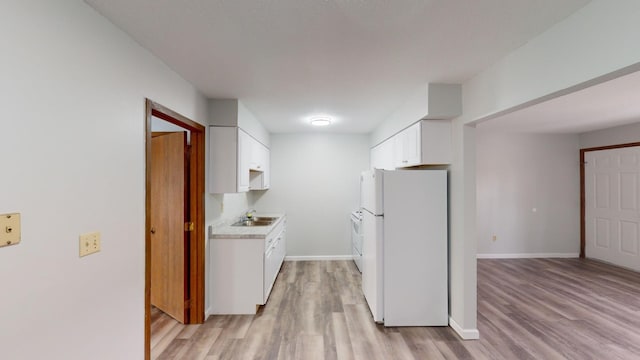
<box><xmin>585</xmin><ymin>146</ymin><xmax>640</xmax><ymax>271</ymax></box>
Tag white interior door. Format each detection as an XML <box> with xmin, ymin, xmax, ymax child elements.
<box><xmin>585</xmin><ymin>146</ymin><xmax>640</xmax><ymax>271</ymax></box>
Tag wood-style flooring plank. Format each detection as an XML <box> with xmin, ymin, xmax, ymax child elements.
<box><xmin>330</xmin><ymin>312</ymin><xmax>354</xmax><ymax>360</ymax></box>
<box><xmin>151</xmin><ymin>258</ymin><xmax>640</xmax><ymax>359</ymax></box>
<box><xmin>294</xmin><ymin>334</ymin><xmax>324</xmax><ymax>360</ymax></box>
<box><xmin>151</xmin><ymin>324</ymin><xmax>185</xmax><ymax>360</ymax></box>
<box><xmin>179</xmin><ymin>327</ymin><xmax>222</xmax><ymax>360</ymax></box>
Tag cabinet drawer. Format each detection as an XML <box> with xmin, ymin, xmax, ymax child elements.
<box><xmin>263</xmin><ymin>224</ymin><xmax>286</xmax><ymax>303</ymax></box>
<box><xmin>265</xmin><ymin>219</ymin><xmax>285</xmax><ymax>252</ymax></box>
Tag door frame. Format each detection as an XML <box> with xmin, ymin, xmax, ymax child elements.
<box><xmin>580</xmin><ymin>141</ymin><xmax>640</xmax><ymax>258</ymax></box>
<box><xmin>145</xmin><ymin>99</ymin><xmax>206</xmax><ymax>359</ymax></box>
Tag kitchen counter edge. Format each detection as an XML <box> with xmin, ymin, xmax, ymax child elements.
<box><xmin>209</xmin><ymin>213</ymin><xmax>286</xmax><ymax>239</ymax></box>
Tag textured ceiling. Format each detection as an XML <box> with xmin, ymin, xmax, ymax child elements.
<box><xmin>87</xmin><ymin>0</ymin><xmax>591</xmax><ymax>133</ymax></box>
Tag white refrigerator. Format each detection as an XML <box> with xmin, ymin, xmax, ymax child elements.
<box><xmin>360</xmin><ymin>169</ymin><xmax>448</xmax><ymax>326</ymax></box>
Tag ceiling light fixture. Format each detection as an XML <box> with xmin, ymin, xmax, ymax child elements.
<box><xmin>310</xmin><ymin>116</ymin><xmax>332</xmax><ymax>126</ymax></box>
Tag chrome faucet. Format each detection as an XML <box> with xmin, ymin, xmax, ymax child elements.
<box><xmin>245</xmin><ymin>209</ymin><xmax>257</xmax><ymax>220</ymax></box>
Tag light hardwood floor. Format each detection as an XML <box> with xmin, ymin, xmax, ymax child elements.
<box><xmin>151</xmin><ymin>259</ymin><xmax>640</xmax><ymax>359</ymax></box>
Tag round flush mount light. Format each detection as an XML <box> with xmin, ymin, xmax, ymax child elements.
<box><xmin>310</xmin><ymin>116</ymin><xmax>332</xmax><ymax>126</ymax></box>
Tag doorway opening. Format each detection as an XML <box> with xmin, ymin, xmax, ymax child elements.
<box><xmin>145</xmin><ymin>99</ymin><xmax>206</xmax><ymax>360</ymax></box>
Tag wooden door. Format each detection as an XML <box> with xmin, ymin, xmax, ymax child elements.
<box><xmin>585</xmin><ymin>146</ymin><xmax>640</xmax><ymax>271</ymax></box>
<box><xmin>150</xmin><ymin>132</ymin><xmax>189</xmax><ymax>323</ymax></box>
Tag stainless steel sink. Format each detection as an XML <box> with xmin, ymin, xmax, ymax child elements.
<box><xmin>231</xmin><ymin>219</ymin><xmax>274</xmax><ymax>227</ymax></box>
<box><xmin>252</xmin><ymin>216</ymin><xmax>278</xmax><ymax>222</ymax></box>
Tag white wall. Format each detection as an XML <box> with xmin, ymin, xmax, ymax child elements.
<box><xmin>253</xmin><ymin>134</ymin><xmax>369</xmax><ymax>257</ymax></box>
<box><xmin>206</xmin><ymin>193</ymin><xmax>254</xmax><ymax>224</ymax></box>
<box><xmin>448</xmin><ymin>119</ymin><xmax>477</xmax><ymax>338</ymax></box>
<box><xmin>463</xmin><ymin>1</ymin><xmax>640</xmax><ymax>126</ymax></box>
<box><xmin>0</xmin><ymin>1</ymin><xmax>207</xmax><ymax>359</ymax></box>
<box><xmin>152</xmin><ymin>116</ymin><xmax>191</xmax><ymax>143</ymax></box>
<box><xmin>370</xmin><ymin>84</ymin><xmax>461</xmax><ymax>146</ymax></box>
<box><xmin>476</xmin><ymin>130</ymin><xmax>580</xmax><ymax>256</ymax></box>
<box><xmin>580</xmin><ymin>121</ymin><xmax>640</xmax><ymax>149</ymax></box>
<box><xmin>208</xmin><ymin>99</ymin><xmax>270</xmax><ymax>147</ymax></box>
<box><xmin>444</xmin><ymin>0</ymin><xmax>640</xmax><ymax>337</ymax></box>
<box><xmin>238</xmin><ymin>101</ymin><xmax>270</xmax><ymax>147</ymax></box>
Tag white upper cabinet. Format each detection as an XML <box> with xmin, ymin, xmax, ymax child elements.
<box><xmin>394</xmin><ymin>122</ymin><xmax>422</xmax><ymax>167</ymax></box>
<box><xmin>249</xmin><ymin>140</ymin><xmax>270</xmax><ymax>190</ymax></box>
<box><xmin>237</xmin><ymin>129</ymin><xmax>251</xmax><ymax>192</ymax></box>
<box><xmin>209</xmin><ymin>126</ymin><xmax>251</xmax><ymax>193</ymax></box>
<box><xmin>249</xmin><ymin>139</ymin><xmax>268</xmax><ymax>172</ymax></box>
<box><xmin>419</xmin><ymin>120</ymin><xmax>452</xmax><ymax>165</ymax></box>
<box><xmin>209</xmin><ymin>126</ymin><xmax>271</xmax><ymax>193</ymax></box>
<box><xmin>208</xmin><ymin>99</ymin><xmax>271</xmax><ymax>193</ymax></box>
<box><xmin>373</xmin><ymin>120</ymin><xmax>452</xmax><ymax>170</ymax></box>
<box><xmin>395</xmin><ymin>120</ymin><xmax>451</xmax><ymax>168</ymax></box>
<box><xmin>371</xmin><ymin>137</ymin><xmax>395</xmax><ymax>170</ymax></box>
<box><xmin>261</xmin><ymin>144</ymin><xmax>270</xmax><ymax>189</ymax></box>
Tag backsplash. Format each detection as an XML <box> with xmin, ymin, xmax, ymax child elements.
<box><xmin>206</xmin><ymin>192</ymin><xmax>255</xmax><ymax>227</ymax></box>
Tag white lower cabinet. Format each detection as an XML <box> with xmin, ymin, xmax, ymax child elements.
<box><xmin>210</xmin><ymin>217</ymin><xmax>286</xmax><ymax>314</ymax></box>
<box><xmin>264</xmin><ymin>230</ymin><xmax>286</xmax><ymax>301</ymax></box>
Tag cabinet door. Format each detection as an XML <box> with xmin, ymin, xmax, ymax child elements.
<box><xmin>249</xmin><ymin>142</ymin><xmax>270</xmax><ymax>190</ymax></box>
<box><xmin>393</xmin><ymin>133</ymin><xmax>405</xmax><ymax>168</ymax></box>
<box><xmin>249</xmin><ymin>136</ymin><xmax>265</xmax><ymax>171</ymax></box>
<box><xmin>237</xmin><ymin>129</ymin><xmax>251</xmax><ymax>192</ymax></box>
<box><xmin>263</xmin><ymin>227</ymin><xmax>286</xmax><ymax>302</ymax></box>
<box><xmin>276</xmin><ymin>228</ymin><xmax>286</xmax><ymax>269</ymax></box>
<box><xmin>403</xmin><ymin>122</ymin><xmax>422</xmax><ymax>166</ymax></box>
<box><xmin>372</xmin><ymin>139</ymin><xmax>395</xmax><ymax>170</ymax></box>
<box><xmin>371</xmin><ymin>144</ymin><xmax>381</xmax><ymax>169</ymax></box>
<box><xmin>420</xmin><ymin>120</ymin><xmax>452</xmax><ymax>165</ymax></box>
<box><xmin>208</xmin><ymin>126</ymin><xmax>239</xmax><ymax>193</ymax></box>
<box><xmin>263</xmin><ymin>244</ymin><xmax>276</xmax><ymax>302</ymax></box>
<box><xmin>261</xmin><ymin>145</ymin><xmax>270</xmax><ymax>189</ymax></box>
<box><xmin>211</xmin><ymin>238</ymin><xmax>264</xmax><ymax>314</ymax></box>
<box><xmin>394</xmin><ymin>123</ymin><xmax>422</xmax><ymax>168</ymax></box>
<box><xmin>253</xmin><ymin>141</ymin><xmax>266</xmax><ymax>172</ymax></box>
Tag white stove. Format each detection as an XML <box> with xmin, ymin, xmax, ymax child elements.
<box><xmin>351</xmin><ymin>210</ymin><xmax>363</xmax><ymax>272</ymax></box>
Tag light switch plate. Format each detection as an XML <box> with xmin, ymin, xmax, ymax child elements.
<box><xmin>79</xmin><ymin>232</ymin><xmax>101</xmax><ymax>257</ymax></box>
<box><xmin>0</xmin><ymin>213</ymin><xmax>21</xmax><ymax>248</ymax></box>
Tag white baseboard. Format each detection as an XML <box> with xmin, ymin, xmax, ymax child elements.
<box><xmin>477</xmin><ymin>252</ymin><xmax>579</xmax><ymax>259</ymax></box>
<box><xmin>449</xmin><ymin>317</ymin><xmax>480</xmax><ymax>340</ymax></box>
<box><xmin>285</xmin><ymin>255</ymin><xmax>354</xmax><ymax>261</ymax></box>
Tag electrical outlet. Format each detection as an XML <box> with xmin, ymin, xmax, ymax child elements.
<box><xmin>0</xmin><ymin>213</ymin><xmax>21</xmax><ymax>248</ymax></box>
<box><xmin>79</xmin><ymin>232</ymin><xmax>101</xmax><ymax>257</ymax></box>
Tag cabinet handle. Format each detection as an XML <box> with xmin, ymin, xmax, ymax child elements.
<box><xmin>402</xmin><ymin>160</ymin><xmax>408</xmax><ymax>163</ymax></box>
<box><xmin>150</xmin><ymin>227</ymin><xmax>156</xmax><ymax>234</ymax></box>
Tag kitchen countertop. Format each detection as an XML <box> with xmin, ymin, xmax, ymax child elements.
<box><xmin>209</xmin><ymin>213</ymin><xmax>286</xmax><ymax>239</ymax></box>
